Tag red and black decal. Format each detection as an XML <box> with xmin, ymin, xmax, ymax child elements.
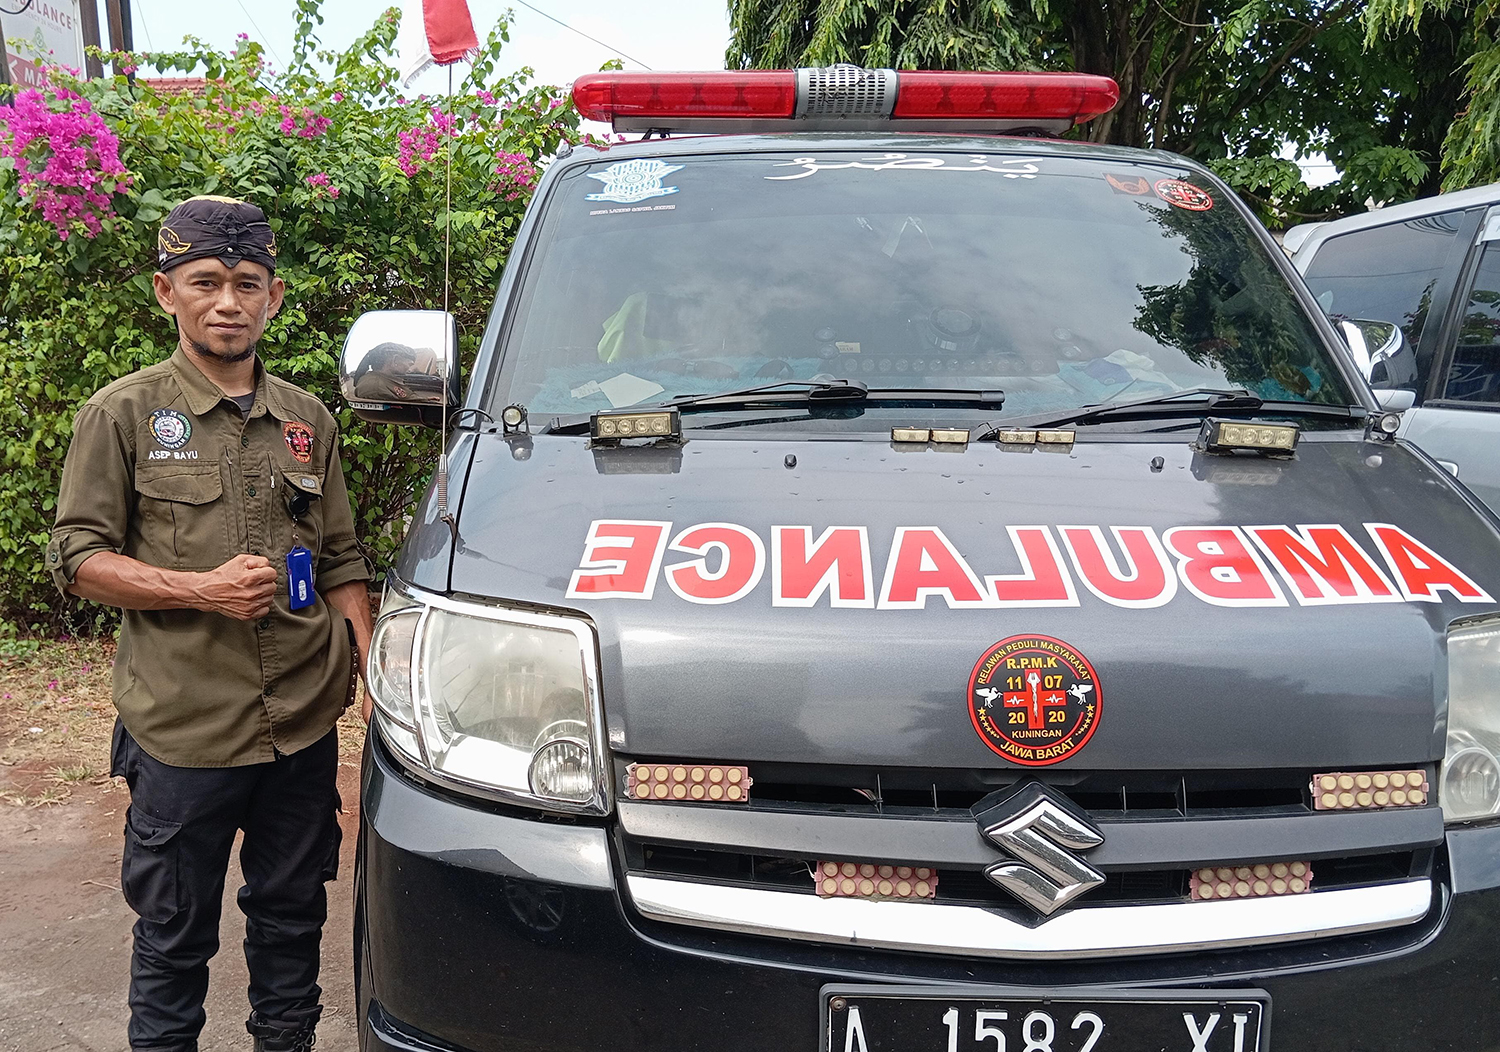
<box><xmin>969</xmin><ymin>635</ymin><xmax>1101</xmax><ymax>766</ymax></box>
<box><xmin>1154</xmin><ymin>178</ymin><xmax>1214</xmax><ymax>211</ymax></box>
<box><xmin>283</xmin><ymin>421</ymin><xmax>315</xmax><ymax>464</ymax></box>
<box><xmin>1105</xmin><ymin>173</ymin><xmax>1151</xmax><ymax>196</ymax></box>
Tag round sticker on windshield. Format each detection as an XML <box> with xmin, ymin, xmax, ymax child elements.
<box><xmin>1154</xmin><ymin>179</ymin><xmax>1213</xmax><ymax>211</ymax></box>
<box><xmin>969</xmin><ymin>635</ymin><xmax>1101</xmax><ymax>766</ymax></box>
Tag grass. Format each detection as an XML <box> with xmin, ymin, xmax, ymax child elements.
<box><xmin>0</xmin><ymin>636</ymin><xmax>366</xmax><ymax>805</ymax></box>
<box><xmin>51</xmin><ymin>763</ymin><xmax>97</xmax><ymax>782</ymax></box>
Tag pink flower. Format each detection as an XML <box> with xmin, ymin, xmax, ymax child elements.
<box><xmin>305</xmin><ymin>171</ymin><xmax>342</xmax><ymax>200</ymax></box>
<box><xmin>332</xmin><ymin>91</ymin><xmax>344</xmax><ymax>103</ymax></box>
<box><xmin>0</xmin><ymin>86</ymin><xmax>130</xmax><ymax>239</ymax></box>
<box><xmin>492</xmin><ymin>150</ymin><xmax>539</xmax><ymax>200</ymax></box>
<box><xmin>237</xmin><ymin>32</ymin><xmax>249</xmax><ymax>40</ymax></box>
<box><xmin>80</xmin><ymin>663</ymin><xmax>91</xmax><ymax>673</ymax></box>
<box><xmin>395</xmin><ymin>108</ymin><xmax>458</xmax><ymax>177</ymax></box>
<box><xmin>475</xmin><ymin>90</ymin><xmax>497</xmax><ymax>106</ymax></box>
<box><xmin>277</xmin><ymin>104</ymin><xmax>330</xmax><ymax>139</ymax></box>
<box><xmin>46</xmin><ymin>679</ymin><xmax>57</xmax><ymax>690</ymax></box>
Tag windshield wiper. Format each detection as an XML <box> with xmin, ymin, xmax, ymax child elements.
<box><xmin>668</xmin><ymin>378</ymin><xmax>871</xmax><ymax>408</ymax></box>
<box><xmin>977</xmin><ymin>387</ymin><xmax>1362</xmax><ymax>437</ymax></box>
<box><xmin>667</xmin><ymin>381</ymin><xmax>1005</xmax><ymax>409</ymax></box>
<box><xmin>538</xmin><ymin>381</ymin><xmax>1006</xmax><ymax>435</ymax></box>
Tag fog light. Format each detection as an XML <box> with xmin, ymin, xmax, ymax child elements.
<box><xmin>529</xmin><ymin>739</ymin><xmax>594</xmax><ymax>802</ymax></box>
<box><xmin>1443</xmin><ymin>747</ymin><xmax>1500</xmax><ymax>818</ymax></box>
<box><xmin>626</xmin><ymin>762</ymin><xmax>752</xmax><ymax>803</ymax></box>
<box><xmin>592</xmin><ymin>408</ymin><xmax>680</xmax><ymax>441</ymax></box>
<box><xmin>1198</xmin><ymin>418</ymin><xmax>1299</xmax><ymax>454</ymax></box>
<box><xmin>1311</xmin><ymin>770</ymin><xmax>1428</xmax><ymax>810</ymax></box>
<box><xmin>1189</xmin><ymin>862</ymin><xmax>1311</xmax><ymax>900</ymax></box>
<box><xmin>816</xmin><ymin>861</ymin><xmax>937</xmax><ymax>900</ymax></box>
<box><xmin>500</xmin><ymin>404</ymin><xmax>528</xmax><ymax>433</ymax></box>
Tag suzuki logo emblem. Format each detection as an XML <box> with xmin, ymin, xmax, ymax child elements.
<box><xmin>973</xmin><ymin>783</ymin><xmax>1105</xmax><ymax>916</ymax></box>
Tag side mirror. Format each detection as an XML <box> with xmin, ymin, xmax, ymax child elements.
<box><xmin>340</xmin><ymin>310</ymin><xmax>461</xmax><ymax>427</ymax></box>
<box><xmin>1337</xmin><ymin>318</ymin><xmax>1419</xmax><ymax>392</ymax></box>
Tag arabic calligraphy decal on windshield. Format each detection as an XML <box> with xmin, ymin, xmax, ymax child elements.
<box><xmin>765</xmin><ymin>154</ymin><xmax>1041</xmax><ymax>181</ymax></box>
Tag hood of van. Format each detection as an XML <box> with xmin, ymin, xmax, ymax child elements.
<box><xmin>400</xmin><ymin>431</ymin><xmax>1500</xmax><ymax>770</ymax></box>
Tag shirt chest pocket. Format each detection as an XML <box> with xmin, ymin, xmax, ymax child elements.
<box><xmin>134</xmin><ymin>462</ymin><xmax>230</xmax><ymax>570</ymax></box>
<box><xmin>278</xmin><ymin>469</ymin><xmax>326</xmax><ymax>553</ymax></box>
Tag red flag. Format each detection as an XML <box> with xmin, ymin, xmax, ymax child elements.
<box><xmin>398</xmin><ymin>0</ymin><xmax>479</xmax><ymax>84</ymax></box>
<box><xmin>423</xmin><ymin>0</ymin><xmax>479</xmax><ymax>65</ymax></box>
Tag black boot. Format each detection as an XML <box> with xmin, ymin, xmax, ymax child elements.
<box><xmin>246</xmin><ymin>1013</ymin><xmax>316</xmax><ymax>1052</ymax></box>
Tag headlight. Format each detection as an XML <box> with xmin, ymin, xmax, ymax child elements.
<box><xmin>368</xmin><ymin>587</ymin><xmax>421</xmax><ymax>763</ymax></box>
<box><xmin>370</xmin><ymin>583</ymin><xmax>608</xmax><ymax>814</ymax></box>
<box><xmin>1441</xmin><ymin>616</ymin><xmax>1500</xmax><ymax>823</ymax></box>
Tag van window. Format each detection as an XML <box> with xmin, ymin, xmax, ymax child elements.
<box><xmin>1302</xmin><ymin>211</ymin><xmax>1467</xmax><ymax>347</ymax></box>
<box><xmin>495</xmin><ymin>152</ymin><xmax>1353</xmax><ymax>426</ymax></box>
<box><xmin>1446</xmin><ymin>242</ymin><xmax>1500</xmax><ymax>403</ymax></box>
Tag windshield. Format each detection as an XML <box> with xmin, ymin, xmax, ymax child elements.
<box><xmin>490</xmin><ymin>149</ymin><xmax>1352</xmax><ymax>425</ymax></box>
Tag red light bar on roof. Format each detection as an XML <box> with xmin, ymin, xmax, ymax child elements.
<box><xmin>893</xmin><ymin>71</ymin><xmax>1119</xmax><ymax>124</ymax></box>
<box><xmin>572</xmin><ymin>65</ymin><xmax>1119</xmax><ymax>135</ymax></box>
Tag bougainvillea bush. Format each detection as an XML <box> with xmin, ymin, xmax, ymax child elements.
<box><xmin>0</xmin><ymin>0</ymin><xmax>588</xmax><ymax>629</ymax></box>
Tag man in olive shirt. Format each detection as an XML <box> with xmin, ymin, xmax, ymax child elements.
<box><xmin>47</xmin><ymin>197</ymin><xmax>374</xmax><ymax>1052</ymax></box>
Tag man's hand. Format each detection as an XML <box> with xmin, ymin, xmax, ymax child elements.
<box><xmin>323</xmin><ymin>580</ymin><xmax>376</xmax><ymax>723</ymax></box>
<box><xmin>71</xmin><ymin>550</ymin><xmax>279</xmax><ymax>618</ymax></box>
<box><xmin>191</xmin><ymin>554</ymin><xmax>278</xmax><ymax>620</ymax></box>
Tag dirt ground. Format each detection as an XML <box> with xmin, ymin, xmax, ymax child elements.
<box><xmin>0</xmin><ymin>639</ymin><xmax>365</xmax><ymax>1052</ymax></box>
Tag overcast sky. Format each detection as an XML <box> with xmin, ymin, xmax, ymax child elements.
<box><xmin>111</xmin><ymin>0</ymin><xmax>730</xmax><ymax>92</ymax></box>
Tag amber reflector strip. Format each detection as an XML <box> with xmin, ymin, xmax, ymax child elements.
<box><xmin>815</xmin><ymin>861</ymin><xmax>937</xmax><ymax>900</ymax></box>
<box><xmin>625</xmin><ymin>763</ymin><xmax>752</xmax><ymax>803</ymax></box>
<box><xmin>1189</xmin><ymin>862</ymin><xmax>1312</xmax><ymax>901</ymax></box>
<box><xmin>1310</xmin><ymin>770</ymin><xmax>1429</xmax><ymax>810</ymax></box>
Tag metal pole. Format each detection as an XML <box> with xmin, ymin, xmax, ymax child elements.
<box><xmin>79</xmin><ymin>0</ymin><xmax>106</xmax><ymax>79</ymax></box>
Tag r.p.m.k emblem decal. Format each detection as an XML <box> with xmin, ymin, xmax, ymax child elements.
<box><xmin>969</xmin><ymin>635</ymin><xmax>1101</xmax><ymax>766</ymax></box>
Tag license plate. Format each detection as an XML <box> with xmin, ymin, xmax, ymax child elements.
<box><xmin>822</xmin><ymin>985</ymin><xmax>1269</xmax><ymax>1052</ymax></box>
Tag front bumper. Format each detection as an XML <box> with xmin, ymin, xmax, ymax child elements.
<box><xmin>357</xmin><ymin>734</ymin><xmax>1500</xmax><ymax>1052</ymax></box>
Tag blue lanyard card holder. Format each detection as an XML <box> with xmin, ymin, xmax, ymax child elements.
<box><xmin>287</xmin><ymin>546</ymin><xmax>315</xmax><ymax>610</ymax></box>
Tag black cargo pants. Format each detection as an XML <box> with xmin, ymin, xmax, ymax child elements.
<box><xmin>112</xmin><ymin>720</ymin><xmax>342</xmax><ymax>1051</ymax></box>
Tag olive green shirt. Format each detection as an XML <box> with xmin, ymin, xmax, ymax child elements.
<box><xmin>47</xmin><ymin>348</ymin><xmax>371</xmax><ymax>767</ymax></box>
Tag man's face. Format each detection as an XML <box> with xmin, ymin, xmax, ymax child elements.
<box><xmin>153</xmin><ymin>258</ymin><xmax>285</xmax><ymax>362</ymax></box>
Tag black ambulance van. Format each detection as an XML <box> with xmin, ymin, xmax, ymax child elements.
<box><xmin>344</xmin><ymin>67</ymin><xmax>1500</xmax><ymax>1052</ymax></box>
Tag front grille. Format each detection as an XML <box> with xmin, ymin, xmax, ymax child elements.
<box><xmin>623</xmin><ymin>837</ymin><xmax>1431</xmax><ymax>914</ymax></box>
<box><xmin>619</xmin><ymin>760</ymin><xmax>1322</xmax><ymax>818</ymax></box>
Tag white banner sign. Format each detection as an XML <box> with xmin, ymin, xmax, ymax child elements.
<box><xmin>1</xmin><ymin>0</ymin><xmax>87</xmax><ymax>88</ymax></box>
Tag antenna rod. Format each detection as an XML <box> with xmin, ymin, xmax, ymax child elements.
<box><xmin>436</xmin><ymin>62</ymin><xmax>456</xmax><ymax>538</ymax></box>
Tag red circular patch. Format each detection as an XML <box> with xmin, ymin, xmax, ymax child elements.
<box><xmin>1154</xmin><ymin>178</ymin><xmax>1213</xmax><ymax>211</ymax></box>
<box><xmin>283</xmin><ymin>421</ymin><xmax>315</xmax><ymax>464</ymax></box>
<box><xmin>968</xmin><ymin>635</ymin><xmax>1101</xmax><ymax>766</ymax></box>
